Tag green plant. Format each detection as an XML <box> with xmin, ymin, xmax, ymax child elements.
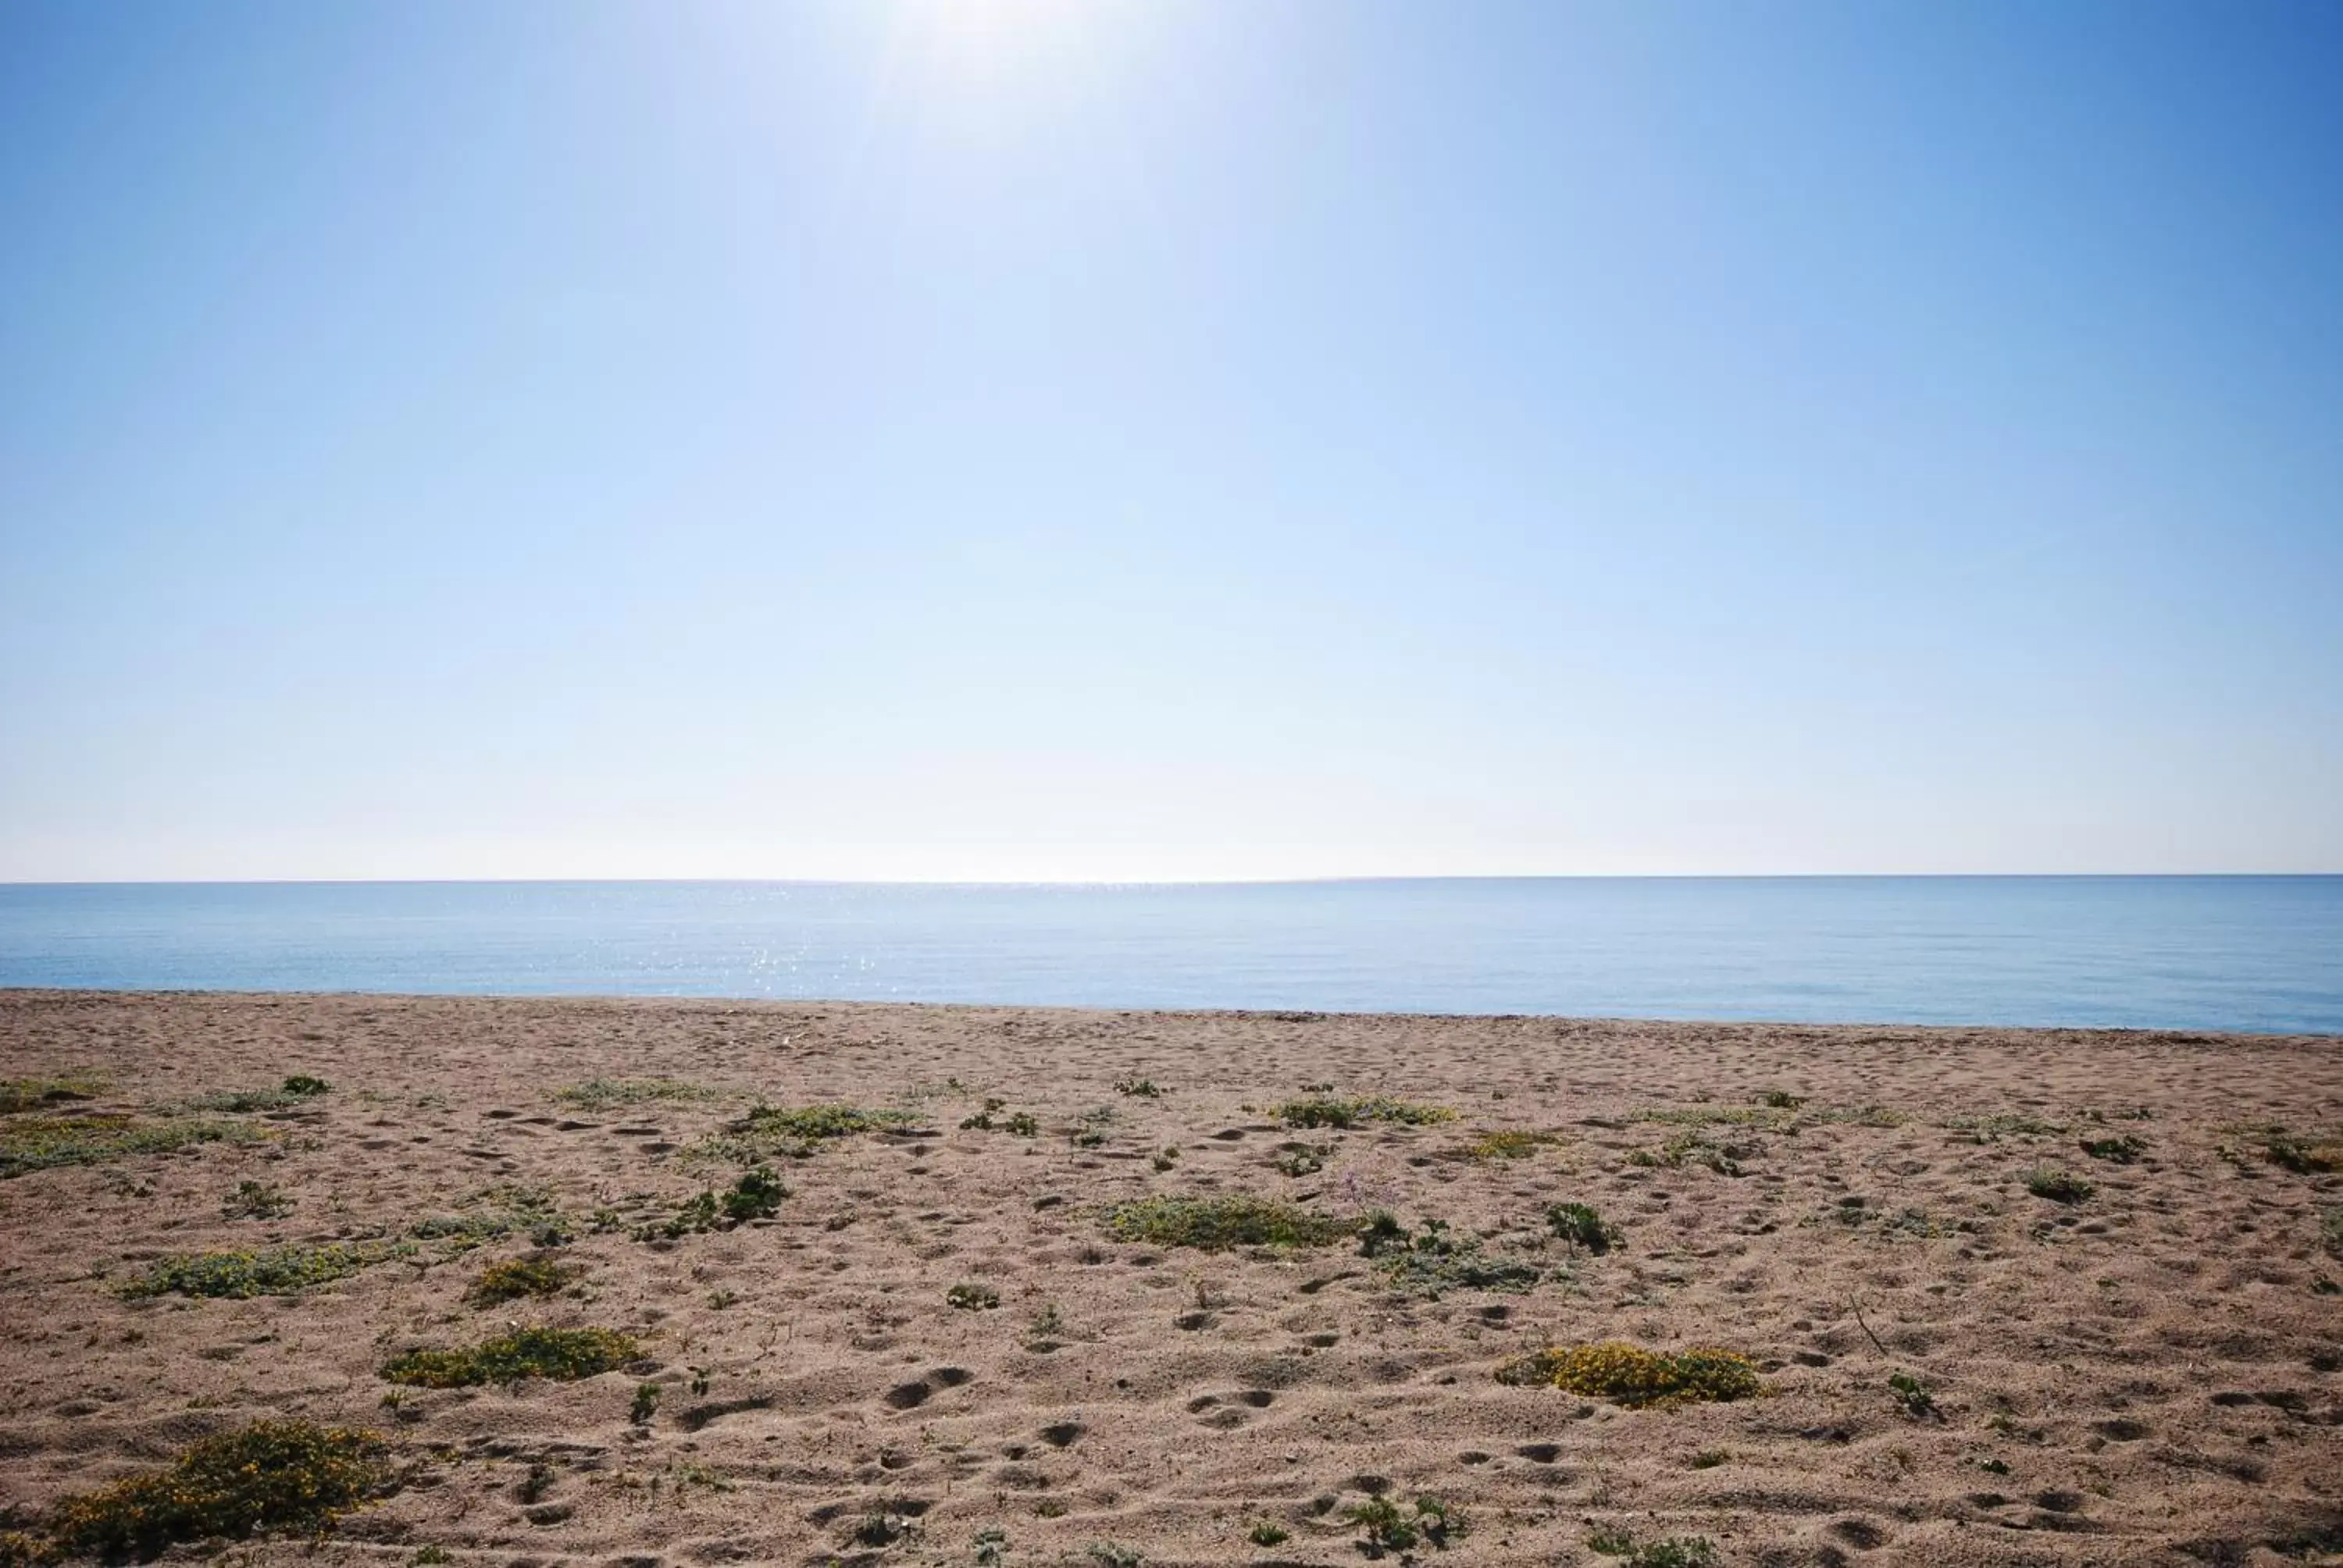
<box><xmin>380</xmin><ymin>1326</ymin><xmax>641</xmax><ymax>1387</ymax></box>
<box><xmin>701</xmin><ymin>1103</ymin><xmax>915</xmax><ymax>1161</ymax></box>
<box><xmin>2263</xmin><ymin>1130</ymin><xmax>2343</xmax><ymax>1174</ymax></box>
<box><xmin>708</xmin><ymin>1288</ymin><xmax>741</xmax><ymax>1310</ymax></box>
<box><xmin>961</xmin><ymin>1097</ymin><xmax>1009</xmax><ymax>1130</ymax></box>
<box><xmin>1153</xmin><ymin>1146</ymin><xmax>1180</xmax><ymax>1171</ymax></box>
<box><xmin>1275</xmin><ymin>1095</ymin><xmax>1455</xmax><ymax>1130</ymax></box>
<box><xmin>465</xmin><ymin>1253</ymin><xmax>582</xmax><ymax>1306</ymax></box>
<box><xmin>1689</xmin><ymin>1449</ymin><xmax>1728</xmax><ymax>1469</ymax></box>
<box><xmin>1086</xmin><ymin>1544</ymin><xmax>1141</xmax><ymax>1568</ymax></box>
<box><xmin>1343</xmin><ymin>1494</ymin><xmax>1462</xmax><ymax>1556</ymax></box>
<box><xmin>1247</xmin><ymin>1520</ymin><xmax>1289</xmax><ymax>1546</ymax></box>
<box><xmin>119</xmin><ymin>1241</ymin><xmax>412</xmax><ymax>1299</ymax></box>
<box><xmin>1760</xmin><ymin>1089</ymin><xmax>1806</xmax><ymax>1109</ymax></box>
<box><xmin>1945</xmin><ymin>1112</ymin><xmax>2068</xmax><ymax>1143</ymax></box>
<box><xmin>1101</xmin><ymin>1194</ymin><xmax>1355</xmax><ymax>1250</ymax></box>
<box><xmin>1465</xmin><ymin>1128</ymin><xmax>1564</xmax><ymax>1160</ymax></box>
<box><xmin>408</xmin><ymin>1182</ymin><xmax>571</xmax><ymax>1250</ymax></box>
<box><xmin>2024</xmin><ymin>1167</ymin><xmax>2094</xmax><ymax>1203</ymax></box>
<box><xmin>1273</xmin><ymin>1144</ymin><xmax>1328</xmax><ymax>1176</ymax></box>
<box><xmin>220</xmin><ymin>1179</ymin><xmax>294</xmax><ymax>1220</ymax></box>
<box><xmin>1888</xmin><ymin>1370</ymin><xmax>1937</xmax><ymax>1417</ymax></box>
<box><xmin>280</xmin><ymin>1075</ymin><xmax>331</xmax><ymax>1096</ymax></box>
<box><xmin>1497</xmin><ymin>1342</ymin><xmax>1762</xmax><ymax>1406</ymax></box>
<box><xmin>410</xmin><ymin>1547</ymin><xmax>452</xmax><ymax>1565</ymax></box>
<box><xmin>2321</xmin><ymin>1206</ymin><xmax>2343</xmax><ymax>1259</ymax></box>
<box><xmin>636</xmin><ymin>1167</ymin><xmax>787</xmax><ymax>1239</ymax></box>
<box><xmin>975</xmin><ymin>1526</ymin><xmax>1009</xmax><ymax>1566</ymax></box>
<box><xmin>947</xmin><ymin>1281</ymin><xmax>1001</xmax><ymax>1310</ymax></box>
<box><xmin>553</xmin><ymin>1077</ymin><xmax>720</xmax><ymax>1110</ymax></box>
<box><xmin>2078</xmin><ymin>1134</ymin><xmax>2147</xmax><ymax>1163</ymax></box>
<box><xmin>1114</xmin><ymin>1077</ymin><xmax>1164</xmax><ymax>1098</ymax></box>
<box><xmin>44</xmin><ymin>1420</ymin><xmax>389</xmax><ymax>1559</ymax></box>
<box><xmin>0</xmin><ymin>1073</ymin><xmax>105</xmax><ymax>1114</ymax></box>
<box><xmin>1370</xmin><ymin>1217</ymin><xmax>1542</xmax><ymax>1296</ymax></box>
<box><xmin>1029</xmin><ymin>1302</ymin><xmax>1065</xmax><ymax>1340</ymax></box>
<box><xmin>630</xmin><ymin>1381</ymin><xmax>661</xmax><ymax>1424</ymax></box>
<box><xmin>1546</xmin><ymin>1202</ymin><xmax>1621</xmax><ymax>1254</ymax></box>
<box><xmin>1</xmin><ymin>1114</ymin><xmax>260</xmax><ymax>1178</ymax></box>
<box><xmin>1586</xmin><ymin>1530</ymin><xmax>1717</xmax><ymax>1567</ymax></box>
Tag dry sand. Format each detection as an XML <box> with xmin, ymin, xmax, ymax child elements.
<box><xmin>2</xmin><ymin>989</ymin><xmax>2338</xmax><ymax>1566</ymax></box>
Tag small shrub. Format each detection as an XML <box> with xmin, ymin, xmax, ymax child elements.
<box><xmin>630</xmin><ymin>1381</ymin><xmax>660</xmax><ymax>1424</ymax></box>
<box><xmin>0</xmin><ymin>1074</ymin><xmax>105</xmax><ymax>1114</ymax></box>
<box><xmin>1274</xmin><ymin>1143</ymin><xmax>1328</xmax><ymax>1177</ymax></box>
<box><xmin>1546</xmin><ymin>1201</ymin><xmax>1621</xmax><ymax>1255</ymax></box>
<box><xmin>1637</xmin><ymin>1104</ymin><xmax>1774</xmax><ymax>1128</ymax></box>
<box><xmin>1689</xmin><ymin>1449</ymin><xmax>1728</xmax><ymax>1469</ymax></box>
<box><xmin>2263</xmin><ymin>1131</ymin><xmax>2343</xmax><ymax>1174</ymax></box>
<box><xmin>960</xmin><ymin>1097</ymin><xmax>1009</xmax><ymax>1130</ymax></box>
<box><xmin>1086</xmin><ymin>1545</ymin><xmax>1141</xmax><ymax>1568</ymax></box>
<box><xmin>1114</xmin><ymin>1078</ymin><xmax>1164</xmax><ymax>1098</ymax></box>
<box><xmin>1</xmin><ymin>1114</ymin><xmax>260</xmax><ymax>1178</ymax></box>
<box><xmin>1759</xmin><ymin>1089</ymin><xmax>1806</xmax><ymax>1109</ymax></box>
<box><xmin>119</xmin><ymin>1241</ymin><xmax>411</xmax><ymax>1299</ymax></box>
<box><xmin>701</xmin><ymin>1103</ymin><xmax>915</xmax><ymax>1160</ymax></box>
<box><xmin>1467</xmin><ymin>1128</ymin><xmax>1564</xmax><ymax>1160</ymax></box>
<box><xmin>947</xmin><ymin>1281</ymin><xmax>1001</xmax><ymax>1310</ymax></box>
<box><xmin>1345</xmin><ymin>1494</ymin><xmax>1461</xmax><ymax>1556</ymax></box>
<box><xmin>1370</xmin><ymin>1217</ymin><xmax>1542</xmax><ymax>1296</ymax></box>
<box><xmin>465</xmin><ymin>1253</ymin><xmax>582</xmax><ymax>1306</ymax></box>
<box><xmin>1629</xmin><ymin>1131</ymin><xmax>1747</xmax><ymax>1176</ymax></box>
<box><xmin>553</xmin><ymin>1077</ymin><xmax>719</xmax><ymax>1110</ymax></box>
<box><xmin>975</xmin><ymin>1526</ymin><xmax>1009</xmax><ymax>1565</ymax></box>
<box><xmin>280</xmin><ymin>1075</ymin><xmax>331</xmax><ymax>1096</ymax></box>
<box><xmin>380</xmin><ymin>1326</ymin><xmax>640</xmax><ymax>1387</ymax></box>
<box><xmin>1247</xmin><ymin>1520</ymin><xmax>1289</xmax><ymax>1546</ymax></box>
<box><xmin>1888</xmin><ymin>1370</ymin><xmax>1938</xmax><ymax>1417</ymax></box>
<box><xmin>221</xmin><ymin>1179</ymin><xmax>294</xmax><ymax>1220</ymax></box>
<box><xmin>411</xmin><ymin>1548</ymin><xmax>452</xmax><ymax>1566</ymax></box>
<box><xmin>1101</xmin><ymin>1194</ymin><xmax>1354</xmax><ymax>1250</ymax></box>
<box><xmin>1497</xmin><ymin>1342</ymin><xmax>1762</xmax><ymax>1407</ymax></box>
<box><xmin>2024</xmin><ymin>1167</ymin><xmax>2094</xmax><ymax>1203</ymax></box>
<box><xmin>408</xmin><ymin>1181</ymin><xmax>570</xmax><ymax>1250</ymax></box>
<box><xmin>1152</xmin><ymin>1146</ymin><xmax>1180</xmax><ymax>1171</ymax></box>
<box><xmin>1586</xmin><ymin>1530</ymin><xmax>1717</xmax><ymax>1567</ymax></box>
<box><xmin>1028</xmin><ymin>1302</ymin><xmax>1066</xmax><ymax>1341</ymax></box>
<box><xmin>1276</xmin><ymin>1095</ymin><xmax>1454</xmax><ymax>1130</ymax></box>
<box><xmin>45</xmin><ymin>1420</ymin><xmax>389</xmax><ymax>1558</ymax></box>
<box><xmin>2078</xmin><ymin>1134</ymin><xmax>2147</xmax><ymax>1163</ymax></box>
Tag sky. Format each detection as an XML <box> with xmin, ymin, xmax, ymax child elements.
<box><xmin>2</xmin><ymin>0</ymin><xmax>2339</xmax><ymax>882</ymax></box>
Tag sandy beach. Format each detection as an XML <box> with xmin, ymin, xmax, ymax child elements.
<box><xmin>1</xmin><ymin>989</ymin><xmax>2338</xmax><ymax>1566</ymax></box>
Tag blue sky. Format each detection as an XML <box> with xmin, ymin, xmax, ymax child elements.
<box><xmin>3</xmin><ymin>0</ymin><xmax>2338</xmax><ymax>881</ymax></box>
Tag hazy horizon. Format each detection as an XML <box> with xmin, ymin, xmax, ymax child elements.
<box><xmin>5</xmin><ymin>1</ymin><xmax>2339</xmax><ymax>884</ymax></box>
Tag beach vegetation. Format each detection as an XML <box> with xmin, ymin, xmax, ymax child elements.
<box><xmin>1246</xmin><ymin>1520</ymin><xmax>1289</xmax><ymax>1546</ymax></box>
<box><xmin>1759</xmin><ymin>1089</ymin><xmax>1806</xmax><ymax>1109</ymax></box>
<box><xmin>1</xmin><ymin>1114</ymin><xmax>262</xmax><ymax>1178</ymax></box>
<box><xmin>1102</xmin><ymin>1194</ymin><xmax>1355</xmax><ymax>1250</ymax></box>
<box><xmin>2260</xmin><ymin>1128</ymin><xmax>2343</xmax><ymax>1174</ymax></box>
<box><xmin>1466</xmin><ymin>1128</ymin><xmax>1564</xmax><ymax>1160</ymax></box>
<box><xmin>187</xmin><ymin>1077</ymin><xmax>332</xmax><ymax>1114</ymax></box>
<box><xmin>553</xmin><ymin>1077</ymin><xmax>720</xmax><ymax>1110</ymax></box>
<box><xmin>1274</xmin><ymin>1142</ymin><xmax>1329</xmax><ymax>1176</ymax></box>
<box><xmin>635</xmin><ymin>1167</ymin><xmax>787</xmax><ymax>1239</ymax></box>
<box><xmin>975</xmin><ymin>1525</ymin><xmax>1009</xmax><ymax>1565</ymax></box>
<box><xmin>2321</xmin><ymin>1206</ymin><xmax>2343</xmax><ymax>1258</ymax></box>
<box><xmin>409</xmin><ymin>1182</ymin><xmax>571</xmax><ymax>1249</ymax></box>
<box><xmin>119</xmin><ymin>1240</ymin><xmax>412</xmax><ymax>1299</ymax></box>
<box><xmin>631</xmin><ymin>1381</ymin><xmax>661</xmax><ymax>1424</ymax></box>
<box><xmin>1547</xmin><ymin>1201</ymin><xmax>1622</xmax><ymax>1254</ymax></box>
<box><xmin>1152</xmin><ymin>1145</ymin><xmax>1179</xmax><ymax>1171</ymax></box>
<box><xmin>221</xmin><ymin>1178</ymin><xmax>294</xmax><ymax>1220</ymax></box>
<box><xmin>1085</xmin><ymin>1544</ymin><xmax>1141</xmax><ymax>1568</ymax></box>
<box><xmin>1586</xmin><ymin>1530</ymin><xmax>1717</xmax><ymax>1567</ymax></box>
<box><xmin>1803</xmin><ymin>1103</ymin><xmax>1908</xmax><ymax>1127</ymax></box>
<box><xmin>40</xmin><ymin>1420</ymin><xmax>390</xmax><ymax>1559</ymax></box>
<box><xmin>1345</xmin><ymin>1494</ymin><xmax>1462</xmax><ymax>1556</ymax></box>
<box><xmin>2078</xmin><ymin>1133</ymin><xmax>2147</xmax><ymax>1163</ymax></box>
<box><xmin>699</xmin><ymin>1103</ymin><xmax>915</xmax><ymax>1160</ymax></box>
<box><xmin>2024</xmin><ymin>1167</ymin><xmax>2094</xmax><ymax>1203</ymax></box>
<box><xmin>1888</xmin><ymin>1370</ymin><xmax>1938</xmax><ymax>1417</ymax></box>
<box><xmin>0</xmin><ymin>1074</ymin><xmax>105</xmax><ymax>1114</ymax></box>
<box><xmin>1275</xmin><ymin>1094</ymin><xmax>1455</xmax><ymax>1130</ymax></box>
<box><xmin>465</xmin><ymin>1253</ymin><xmax>582</xmax><ymax>1306</ymax></box>
<box><xmin>1689</xmin><ymin>1449</ymin><xmax>1728</xmax><ymax>1469</ymax></box>
<box><xmin>947</xmin><ymin>1281</ymin><xmax>1000</xmax><ymax>1310</ymax></box>
<box><xmin>1946</xmin><ymin>1112</ymin><xmax>2067</xmax><ymax>1142</ymax></box>
<box><xmin>1628</xmin><ymin>1131</ymin><xmax>1748</xmax><ymax>1176</ymax></box>
<box><xmin>1637</xmin><ymin>1104</ymin><xmax>1777</xmax><ymax>1128</ymax></box>
<box><xmin>409</xmin><ymin>1548</ymin><xmax>451</xmax><ymax>1565</ymax></box>
<box><xmin>380</xmin><ymin>1326</ymin><xmax>640</xmax><ymax>1387</ymax></box>
<box><xmin>1369</xmin><ymin>1217</ymin><xmax>1541</xmax><ymax>1296</ymax></box>
<box><xmin>1497</xmin><ymin>1342</ymin><xmax>1763</xmax><ymax>1407</ymax></box>
<box><xmin>1114</xmin><ymin>1077</ymin><xmax>1164</xmax><ymax>1097</ymax></box>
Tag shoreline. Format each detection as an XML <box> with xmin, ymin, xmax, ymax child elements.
<box><xmin>2</xmin><ymin>990</ymin><xmax>2338</xmax><ymax>1564</ymax></box>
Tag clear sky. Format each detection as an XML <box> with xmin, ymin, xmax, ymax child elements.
<box><xmin>3</xmin><ymin>0</ymin><xmax>2339</xmax><ymax>882</ymax></box>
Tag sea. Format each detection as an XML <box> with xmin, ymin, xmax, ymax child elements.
<box><xmin>0</xmin><ymin>877</ymin><xmax>2337</xmax><ymax>1033</ymax></box>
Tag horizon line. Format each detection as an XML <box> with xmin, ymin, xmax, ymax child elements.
<box><xmin>5</xmin><ymin>871</ymin><xmax>2341</xmax><ymax>890</ymax></box>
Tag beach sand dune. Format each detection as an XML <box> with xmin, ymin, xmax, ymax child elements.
<box><xmin>1</xmin><ymin>991</ymin><xmax>2338</xmax><ymax>1566</ymax></box>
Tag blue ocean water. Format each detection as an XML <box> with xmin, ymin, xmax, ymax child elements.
<box><xmin>0</xmin><ymin>878</ymin><xmax>2336</xmax><ymax>1033</ymax></box>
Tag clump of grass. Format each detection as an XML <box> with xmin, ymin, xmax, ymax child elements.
<box><xmin>1151</xmin><ymin>1146</ymin><xmax>1179</xmax><ymax>1171</ymax></box>
<box><xmin>41</xmin><ymin>1420</ymin><xmax>389</xmax><ymax>1559</ymax></box>
<box><xmin>1344</xmin><ymin>1495</ymin><xmax>1462</xmax><ymax>1556</ymax></box>
<box><xmin>1628</xmin><ymin>1131</ymin><xmax>1748</xmax><ymax>1176</ymax></box>
<box><xmin>187</xmin><ymin>1076</ymin><xmax>332</xmax><ymax>1114</ymax></box>
<box><xmin>1102</xmin><ymin>1194</ymin><xmax>1355</xmax><ymax>1250</ymax></box>
<box><xmin>1689</xmin><ymin>1449</ymin><xmax>1728</xmax><ymax>1469</ymax></box>
<box><xmin>465</xmin><ymin>1253</ymin><xmax>582</xmax><ymax>1306</ymax></box>
<box><xmin>1945</xmin><ymin>1112</ymin><xmax>2068</xmax><ymax>1143</ymax></box>
<box><xmin>409</xmin><ymin>1182</ymin><xmax>571</xmax><ymax>1250</ymax></box>
<box><xmin>1</xmin><ymin>1114</ymin><xmax>262</xmax><ymax>1178</ymax></box>
<box><xmin>1888</xmin><ymin>1370</ymin><xmax>1938</xmax><ymax>1417</ymax></box>
<box><xmin>2262</xmin><ymin>1129</ymin><xmax>2343</xmax><ymax>1174</ymax></box>
<box><xmin>698</xmin><ymin>1103</ymin><xmax>916</xmax><ymax>1161</ymax></box>
<box><xmin>119</xmin><ymin>1240</ymin><xmax>412</xmax><ymax>1299</ymax></box>
<box><xmin>1805</xmin><ymin>1103</ymin><xmax>1909</xmax><ymax>1128</ymax></box>
<box><xmin>1114</xmin><ymin>1077</ymin><xmax>1164</xmax><ymax>1098</ymax></box>
<box><xmin>1586</xmin><ymin>1529</ymin><xmax>1717</xmax><ymax>1567</ymax></box>
<box><xmin>1497</xmin><ymin>1342</ymin><xmax>1762</xmax><ymax>1407</ymax></box>
<box><xmin>1069</xmin><ymin>1105</ymin><xmax>1118</xmax><ymax>1149</ymax></box>
<box><xmin>1465</xmin><ymin>1128</ymin><xmax>1564</xmax><ymax>1160</ymax></box>
<box><xmin>1546</xmin><ymin>1201</ymin><xmax>1621</xmax><ymax>1254</ymax></box>
<box><xmin>1276</xmin><ymin>1095</ymin><xmax>1455</xmax><ymax>1130</ymax></box>
<box><xmin>380</xmin><ymin>1326</ymin><xmax>640</xmax><ymax>1387</ymax></box>
<box><xmin>630</xmin><ymin>1381</ymin><xmax>661</xmax><ymax>1424</ymax></box>
<box><xmin>553</xmin><ymin>1077</ymin><xmax>720</xmax><ymax>1110</ymax></box>
<box><xmin>1759</xmin><ymin>1089</ymin><xmax>1806</xmax><ymax>1110</ymax></box>
<box><xmin>221</xmin><ymin>1179</ymin><xmax>294</xmax><ymax>1220</ymax></box>
<box><xmin>1085</xmin><ymin>1544</ymin><xmax>1140</xmax><ymax>1568</ymax></box>
<box><xmin>2078</xmin><ymin>1133</ymin><xmax>2147</xmax><ymax>1163</ymax></box>
<box><xmin>1368</xmin><ymin>1217</ymin><xmax>1541</xmax><ymax>1297</ymax></box>
<box><xmin>2024</xmin><ymin>1167</ymin><xmax>2095</xmax><ymax>1203</ymax></box>
<box><xmin>1247</xmin><ymin>1520</ymin><xmax>1289</xmax><ymax>1546</ymax></box>
<box><xmin>0</xmin><ymin>1074</ymin><xmax>105</xmax><ymax>1114</ymax></box>
<box><xmin>1636</xmin><ymin>1104</ymin><xmax>1778</xmax><ymax>1128</ymax></box>
<box><xmin>947</xmin><ymin>1281</ymin><xmax>1001</xmax><ymax>1310</ymax></box>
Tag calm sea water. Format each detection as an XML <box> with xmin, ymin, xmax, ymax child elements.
<box><xmin>0</xmin><ymin>878</ymin><xmax>2337</xmax><ymax>1033</ymax></box>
